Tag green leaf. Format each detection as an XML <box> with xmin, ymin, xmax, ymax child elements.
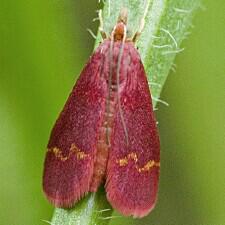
<box><xmin>51</xmin><ymin>0</ymin><xmax>200</xmax><ymax>224</ymax></box>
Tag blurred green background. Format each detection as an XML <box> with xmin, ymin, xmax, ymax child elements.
<box><xmin>0</xmin><ymin>1</ymin><xmax>224</xmax><ymax>225</ymax></box>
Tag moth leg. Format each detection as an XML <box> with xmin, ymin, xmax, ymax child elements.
<box><xmin>98</xmin><ymin>10</ymin><xmax>107</xmax><ymax>40</ymax></box>
<box><xmin>132</xmin><ymin>0</ymin><xmax>151</xmax><ymax>43</ymax></box>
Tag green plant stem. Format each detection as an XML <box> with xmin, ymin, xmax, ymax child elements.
<box><xmin>50</xmin><ymin>0</ymin><xmax>200</xmax><ymax>224</ymax></box>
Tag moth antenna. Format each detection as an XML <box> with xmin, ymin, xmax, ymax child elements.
<box><xmin>98</xmin><ymin>10</ymin><xmax>107</xmax><ymax>39</ymax></box>
<box><xmin>105</xmin><ymin>24</ymin><xmax>116</xmax><ymax>145</ymax></box>
<box><xmin>116</xmin><ymin>25</ymin><xmax>129</xmax><ymax>145</ymax></box>
<box><xmin>132</xmin><ymin>0</ymin><xmax>151</xmax><ymax>42</ymax></box>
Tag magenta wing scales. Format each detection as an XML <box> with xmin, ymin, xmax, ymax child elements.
<box><xmin>106</xmin><ymin>43</ymin><xmax>160</xmax><ymax>217</ymax></box>
<box><xmin>43</xmin><ymin>51</ymin><xmax>107</xmax><ymax>207</ymax></box>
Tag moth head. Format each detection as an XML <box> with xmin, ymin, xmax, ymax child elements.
<box><xmin>112</xmin><ymin>8</ymin><xmax>128</xmax><ymax>41</ymax></box>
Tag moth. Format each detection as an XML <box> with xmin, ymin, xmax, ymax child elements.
<box><xmin>43</xmin><ymin>6</ymin><xmax>160</xmax><ymax>218</ymax></box>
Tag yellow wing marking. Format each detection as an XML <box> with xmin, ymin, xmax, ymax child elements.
<box><xmin>137</xmin><ymin>160</ymin><xmax>160</xmax><ymax>172</ymax></box>
<box><xmin>116</xmin><ymin>152</ymin><xmax>160</xmax><ymax>173</ymax></box>
<box><xmin>117</xmin><ymin>152</ymin><xmax>138</xmax><ymax>166</ymax></box>
<box><xmin>47</xmin><ymin>143</ymin><xmax>88</xmax><ymax>162</ymax></box>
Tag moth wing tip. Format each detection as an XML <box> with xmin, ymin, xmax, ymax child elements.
<box><xmin>106</xmin><ymin>187</ymin><xmax>157</xmax><ymax>218</ymax></box>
